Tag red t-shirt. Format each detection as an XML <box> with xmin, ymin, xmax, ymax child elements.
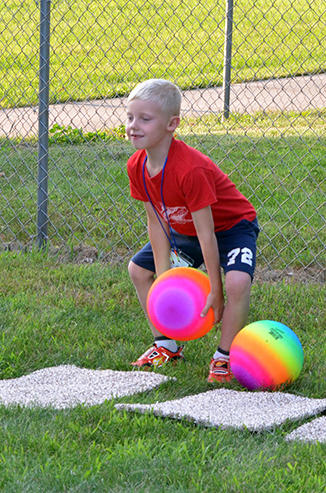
<box><xmin>127</xmin><ymin>138</ymin><xmax>256</xmax><ymax>236</ymax></box>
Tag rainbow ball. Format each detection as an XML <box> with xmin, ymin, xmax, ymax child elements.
<box><xmin>147</xmin><ymin>267</ymin><xmax>214</xmax><ymax>341</ymax></box>
<box><xmin>230</xmin><ymin>320</ymin><xmax>304</xmax><ymax>390</ymax></box>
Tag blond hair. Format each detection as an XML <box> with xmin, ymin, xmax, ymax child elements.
<box><xmin>128</xmin><ymin>79</ymin><xmax>181</xmax><ymax>117</ymax></box>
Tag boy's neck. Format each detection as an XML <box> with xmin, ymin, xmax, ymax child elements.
<box><xmin>145</xmin><ymin>137</ymin><xmax>173</xmax><ymax>177</ymax></box>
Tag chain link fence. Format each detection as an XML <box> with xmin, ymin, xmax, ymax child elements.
<box><xmin>0</xmin><ymin>0</ymin><xmax>325</xmax><ymax>277</ymax></box>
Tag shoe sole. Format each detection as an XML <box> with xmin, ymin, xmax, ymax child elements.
<box><xmin>131</xmin><ymin>356</ymin><xmax>186</xmax><ymax>370</ymax></box>
<box><xmin>207</xmin><ymin>374</ymin><xmax>234</xmax><ymax>383</ymax></box>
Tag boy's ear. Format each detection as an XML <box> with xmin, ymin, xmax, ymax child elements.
<box><xmin>167</xmin><ymin>116</ymin><xmax>180</xmax><ymax>132</ymax></box>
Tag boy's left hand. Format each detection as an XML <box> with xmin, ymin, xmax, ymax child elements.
<box><xmin>200</xmin><ymin>291</ymin><xmax>225</xmax><ymax>325</ymax></box>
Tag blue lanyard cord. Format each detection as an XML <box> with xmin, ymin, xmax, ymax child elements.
<box><xmin>142</xmin><ymin>156</ymin><xmax>178</xmax><ymax>252</ymax></box>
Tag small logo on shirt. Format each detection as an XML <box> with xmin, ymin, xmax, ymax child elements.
<box><xmin>156</xmin><ymin>203</ymin><xmax>192</xmax><ymax>224</ymax></box>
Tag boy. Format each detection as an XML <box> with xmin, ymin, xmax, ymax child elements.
<box><xmin>126</xmin><ymin>79</ymin><xmax>259</xmax><ymax>382</ymax></box>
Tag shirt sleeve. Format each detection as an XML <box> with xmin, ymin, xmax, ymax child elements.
<box><xmin>127</xmin><ymin>156</ymin><xmax>148</xmax><ymax>202</ymax></box>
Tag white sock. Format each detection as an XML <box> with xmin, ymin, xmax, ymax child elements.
<box><xmin>213</xmin><ymin>348</ymin><xmax>230</xmax><ymax>360</ymax></box>
<box><xmin>155</xmin><ymin>338</ymin><xmax>178</xmax><ymax>353</ymax></box>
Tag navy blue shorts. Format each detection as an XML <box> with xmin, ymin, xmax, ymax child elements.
<box><xmin>131</xmin><ymin>217</ymin><xmax>260</xmax><ymax>279</ymax></box>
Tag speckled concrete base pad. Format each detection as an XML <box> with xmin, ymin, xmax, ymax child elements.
<box><xmin>115</xmin><ymin>388</ymin><xmax>326</xmax><ymax>432</ymax></box>
<box><xmin>2</xmin><ymin>367</ymin><xmax>326</xmax><ymax>440</ymax></box>
<box><xmin>0</xmin><ymin>365</ymin><xmax>170</xmax><ymax>409</ymax></box>
<box><xmin>285</xmin><ymin>416</ymin><xmax>326</xmax><ymax>443</ymax></box>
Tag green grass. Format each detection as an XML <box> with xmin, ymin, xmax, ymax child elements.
<box><xmin>1</xmin><ymin>109</ymin><xmax>325</xmax><ymax>268</ymax></box>
<box><xmin>1</xmin><ymin>0</ymin><xmax>326</xmax><ymax>108</ymax></box>
<box><xmin>1</xmin><ymin>2</ymin><xmax>326</xmax><ymax>489</ymax></box>
<box><xmin>0</xmin><ymin>250</ymin><xmax>325</xmax><ymax>492</ymax></box>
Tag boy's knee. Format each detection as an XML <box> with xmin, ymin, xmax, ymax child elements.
<box><xmin>128</xmin><ymin>260</ymin><xmax>140</xmax><ymax>280</ymax></box>
<box><xmin>225</xmin><ymin>270</ymin><xmax>252</xmax><ymax>301</ymax></box>
<box><xmin>128</xmin><ymin>260</ymin><xmax>154</xmax><ymax>283</ymax></box>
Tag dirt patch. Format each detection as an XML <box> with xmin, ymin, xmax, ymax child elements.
<box><xmin>2</xmin><ymin>241</ymin><xmax>325</xmax><ymax>284</ymax></box>
<box><xmin>254</xmin><ymin>266</ymin><xmax>325</xmax><ymax>284</ymax></box>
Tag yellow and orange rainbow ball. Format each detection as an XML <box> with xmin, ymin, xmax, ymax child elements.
<box><xmin>147</xmin><ymin>267</ymin><xmax>214</xmax><ymax>341</ymax></box>
<box><xmin>230</xmin><ymin>320</ymin><xmax>304</xmax><ymax>390</ymax></box>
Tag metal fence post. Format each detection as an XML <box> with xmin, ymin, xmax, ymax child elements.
<box><xmin>222</xmin><ymin>0</ymin><xmax>234</xmax><ymax>121</ymax></box>
<box><xmin>1</xmin><ymin>1</ymin><xmax>325</xmax><ymax>274</ymax></box>
<box><xmin>37</xmin><ymin>0</ymin><xmax>51</xmax><ymax>249</ymax></box>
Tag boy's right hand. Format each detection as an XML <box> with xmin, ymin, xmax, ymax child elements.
<box><xmin>200</xmin><ymin>291</ymin><xmax>225</xmax><ymax>325</ymax></box>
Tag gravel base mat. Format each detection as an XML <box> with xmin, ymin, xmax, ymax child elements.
<box><xmin>0</xmin><ymin>365</ymin><xmax>170</xmax><ymax>409</ymax></box>
<box><xmin>285</xmin><ymin>416</ymin><xmax>326</xmax><ymax>443</ymax></box>
<box><xmin>115</xmin><ymin>388</ymin><xmax>326</xmax><ymax>432</ymax></box>
<box><xmin>2</xmin><ymin>367</ymin><xmax>326</xmax><ymax>439</ymax></box>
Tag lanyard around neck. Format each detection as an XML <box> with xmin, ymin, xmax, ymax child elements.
<box><xmin>142</xmin><ymin>155</ymin><xmax>178</xmax><ymax>252</ymax></box>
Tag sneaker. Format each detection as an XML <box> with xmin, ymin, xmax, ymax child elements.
<box><xmin>207</xmin><ymin>357</ymin><xmax>233</xmax><ymax>383</ymax></box>
<box><xmin>131</xmin><ymin>343</ymin><xmax>185</xmax><ymax>369</ymax></box>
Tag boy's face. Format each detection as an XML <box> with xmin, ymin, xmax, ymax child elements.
<box><xmin>126</xmin><ymin>99</ymin><xmax>179</xmax><ymax>152</ymax></box>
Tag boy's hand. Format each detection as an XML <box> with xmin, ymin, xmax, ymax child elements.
<box><xmin>200</xmin><ymin>291</ymin><xmax>225</xmax><ymax>325</ymax></box>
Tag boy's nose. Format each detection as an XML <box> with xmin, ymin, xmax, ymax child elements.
<box><xmin>130</xmin><ymin>118</ymin><xmax>139</xmax><ymax>129</ymax></box>
<box><xmin>129</xmin><ymin>120</ymin><xmax>136</xmax><ymax>129</ymax></box>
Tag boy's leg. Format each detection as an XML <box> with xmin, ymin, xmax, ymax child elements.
<box><xmin>208</xmin><ymin>218</ymin><xmax>259</xmax><ymax>383</ymax></box>
<box><xmin>128</xmin><ymin>248</ymin><xmax>185</xmax><ymax>368</ymax></box>
<box><xmin>208</xmin><ymin>271</ymin><xmax>252</xmax><ymax>383</ymax></box>
<box><xmin>219</xmin><ymin>270</ymin><xmax>252</xmax><ymax>352</ymax></box>
<box><xmin>128</xmin><ymin>260</ymin><xmax>161</xmax><ymax>338</ymax></box>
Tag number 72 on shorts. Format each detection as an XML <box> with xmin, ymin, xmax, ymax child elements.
<box><xmin>227</xmin><ymin>247</ymin><xmax>253</xmax><ymax>266</ymax></box>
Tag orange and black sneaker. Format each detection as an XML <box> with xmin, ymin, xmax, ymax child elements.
<box><xmin>131</xmin><ymin>343</ymin><xmax>185</xmax><ymax>369</ymax></box>
<box><xmin>207</xmin><ymin>357</ymin><xmax>234</xmax><ymax>383</ymax></box>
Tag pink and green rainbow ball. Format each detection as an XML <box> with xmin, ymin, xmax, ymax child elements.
<box><xmin>230</xmin><ymin>320</ymin><xmax>304</xmax><ymax>390</ymax></box>
<box><xmin>147</xmin><ymin>267</ymin><xmax>214</xmax><ymax>341</ymax></box>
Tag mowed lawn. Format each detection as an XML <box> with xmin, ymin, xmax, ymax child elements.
<box><xmin>0</xmin><ymin>252</ymin><xmax>325</xmax><ymax>492</ymax></box>
<box><xmin>1</xmin><ymin>110</ymin><xmax>325</xmax><ymax>269</ymax></box>
<box><xmin>1</xmin><ymin>1</ymin><xmax>326</xmax><ymax>490</ymax></box>
<box><xmin>1</xmin><ymin>0</ymin><xmax>326</xmax><ymax>107</ymax></box>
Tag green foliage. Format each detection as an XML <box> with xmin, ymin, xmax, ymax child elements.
<box><xmin>49</xmin><ymin>124</ymin><xmax>126</xmax><ymax>145</ymax></box>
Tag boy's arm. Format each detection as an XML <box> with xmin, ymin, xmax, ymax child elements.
<box><xmin>144</xmin><ymin>202</ymin><xmax>171</xmax><ymax>276</ymax></box>
<box><xmin>191</xmin><ymin>206</ymin><xmax>225</xmax><ymax>324</ymax></box>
